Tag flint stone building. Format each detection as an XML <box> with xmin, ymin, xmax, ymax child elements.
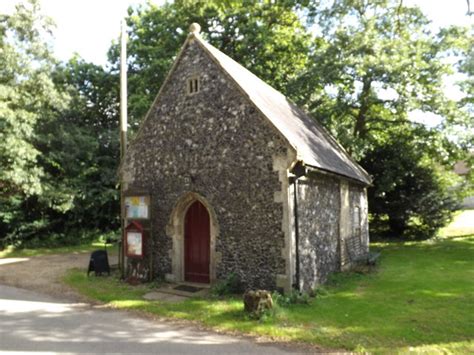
<box><xmin>120</xmin><ymin>24</ymin><xmax>372</xmax><ymax>292</ymax></box>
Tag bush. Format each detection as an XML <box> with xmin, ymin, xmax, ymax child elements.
<box><xmin>361</xmin><ymin>139</ymin><xmax>458</xmax><ymax>240</ymax></box>
<box><xmin>211</xmin><ymin>273</ymin><xmax>244</xmax><ymax>296</ymax></box>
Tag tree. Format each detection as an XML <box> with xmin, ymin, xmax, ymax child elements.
<box><xmin>0</xmin><ymin>0</ymin><xmax>65</xmax><ymax>197</ymax></box>
<box><xmin>294</xmin><ymin>0</ymin><xmax>470</xmax><ymax>162</ymax></box>
<box><xmin>108</xmin><ymin>0</ymin><xmax>470</xmax><ymax>240</ymax></box>
<box><xmin>452</xmin><ymin>24</ymin><xmax>473</xmax><ymax>200</ymax></box>
<box><xmin>360</xmin><ymin>133</ymin><xmax>458</xmax><ymax>239</ymax></box>
<box><xmin>0</xmin><ymin>2</ymin><xmax>119</xmax><ymax>247</ymax></box>
<box><xmin>284</xmin><ymin>0</ymin><xmax>472</xmax><ymax>239</ymax></box>
<box><xmin>108</xmin><ymin>0</ymin><xmax>312</xmax><ymax>129</ymax></box>
<box><xmin>47</xmin><ymin>57</ymin><xmax>121</xmax><ymax>235</ymax></box>
<box><xmin>0</xmin><ymin>0</ymin><xmax>69</xmax><ymax>244</ymax></box>
<box><xmin>2</xmin><ymin>0</ymin><xmax>470</xmax><ymax>245</ymax></box>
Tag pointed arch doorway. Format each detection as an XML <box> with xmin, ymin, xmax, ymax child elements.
<box><xmin>167</xmin><ymin>193</ymin><xmax>218</xmax><ymax>285</ymax></box>
<box><xmin>184</xmin><ymin>200</ymin><xmax>210</xmax><ymax>283</ymax></box>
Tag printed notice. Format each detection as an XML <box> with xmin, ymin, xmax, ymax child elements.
<box><xmin>125</xmin><ymin>196</ymin><xmax>150</xmax><ymax>219</ymax></box>
<box><xmin>126</xmin><ymin>231</ymin><xmax>142</xmax><ymax>256</ymax></box>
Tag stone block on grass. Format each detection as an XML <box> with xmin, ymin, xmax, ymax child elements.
<box><xmin>243</xmin><ymin>290</ymin><xmax>273</xmax><ymax>317</ymax></box>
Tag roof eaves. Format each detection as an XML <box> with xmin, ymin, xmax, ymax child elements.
<box><xmin>304</xmin><ymin>163</ymin><xmax>372</xmax><ymax>187</ymax></box>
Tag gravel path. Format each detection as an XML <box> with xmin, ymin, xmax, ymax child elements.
<box><xmin>0</xmin><ymin>251</ymin><xmax>117</xmax><ymax>300</ymax></box>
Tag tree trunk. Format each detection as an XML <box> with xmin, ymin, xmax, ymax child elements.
<box><xmin>353</xmin><ymin>76</ymin><xmax>372</xmax><ymax>139</ymax></box>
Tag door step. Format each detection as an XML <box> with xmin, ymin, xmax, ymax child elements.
<box><xmin>174</xmin><ymin>285</ymin><xmax>202</xmax><ymax>293</ymax></box>
<box><xmin>152</xmin><ymin>282</ymin><xmax>209</xmax><ymax>297</ymax></box>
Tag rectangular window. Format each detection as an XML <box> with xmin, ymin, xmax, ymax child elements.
<box><xmin>187</xmin><ymin>76</ymin><xmax>200</xmax><ymax>95</ymax></box>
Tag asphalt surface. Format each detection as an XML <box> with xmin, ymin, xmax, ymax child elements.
<box><xmin>0</xmin><ymin>284</ymin><xmax>300</xmax><ymax>354</ymax></box>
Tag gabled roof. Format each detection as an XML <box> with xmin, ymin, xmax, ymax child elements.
<box><xmin>193</xmin><ymin>34</ymin><xmax>371</xmax><ymax>185</ymax></box>
<box><xmin>124</xmin><ymin>29</ymin><xmax>371</xmax><ymax>186</ymax></box>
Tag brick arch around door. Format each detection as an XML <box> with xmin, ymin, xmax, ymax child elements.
<box><xmin>166</xmin><ymin>192</ymin><xmax>219</xmax><ymax>284</ymax></box>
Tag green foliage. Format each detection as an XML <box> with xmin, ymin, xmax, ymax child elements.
<box><xmin>454</xmin><ymin>26</ymin><xmax>474</xmax><ymax>197</ymax></box>
<box><xmin>0</xmin><ymin>1</ymin><xmax>119</xmax><ymax>248</ymax></box>
<box><xmin>108</xmin><ymin>0</ymin><xmax>311</xmax><ymax>129</ymax></box>
<box><xmin>0</xmin><ymin>0</ymin><xmax>67</xmax><ymax>244</ymax></box>
<box><xmin>211</xmin><ymin>273</ymin><xmax>244</xmax><ymax>296</ymax></box>
<box><xmin>0</xmin><ymin>0</ymin><xmax>64</xmax><ymax>200</ymax></box>
<box><xmin>244</xmin><ymin>304</ymin><xmax>275</xmax><ymax>322</ymax></box>
<box><xmin>272</xmin><ymin>290</ymin><xmax>311</xmax><ymax>307</ymax></box>
<box><xmin>111</xmin><ymin>0</ymin><xmax>471</xmax><ymax>243</ymax></box>
<box><xmin>46</xmin><ymin>57</ymin><xmax>120</xmax><ymax>234</ymax></box>
<box><xmin>1</xmin><ymin>0</ymin><xmax>471</xmax><ymax>247</ymax></box>
<box><xmin>361</xmin><ymin>135</ymin><xmax>458</xmax><ymax>239</ymax></box>
<box><xmin>293</xmin><ymin>0</ymin><xmax>471</xmax><ymax>161</ymax></box>
<box><xmin>294</xmin><ymin>0</ymin><xmax>471</xmax><ymax>239</ymax></box>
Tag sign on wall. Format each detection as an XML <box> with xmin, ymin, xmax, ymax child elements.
<box><xmin>125</xmin><ymin>196</ymin><xmax>150</xmax><ymax>219</ymax></box>
<box><xmin>125</xmin><ymin>221</ymin><xmax>145</xmax><ymax>258</ymax></box>
<box><xmin>126</xmin><ymin>231</ymin><xmax>143</xmax><ymax>257</ymax></box>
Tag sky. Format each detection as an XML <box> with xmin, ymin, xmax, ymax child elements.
<box><xmin>0</xmin><ymin>0</ymin><xmax>472</xmax><ymax>125</ymax></box>
<box><xmin>0</xmin><ymin>0</ymin><xmax>165</xmax><ymax>66</ymax></box>
<box><xmin>0</xmin><ymin>0</ymin><xmax>470</xmax><ymax>66</ymax></box>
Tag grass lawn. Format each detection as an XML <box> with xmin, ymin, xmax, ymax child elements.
<box><xmin>64</xmin><ymin>235</ymin><xmax>474</xmax><ymax>353</ymax></box>
<box><xmin>439</xmin><ymin>209</ymin><xmax>474</xmax><ymax>237</ymax></box>
<box><xmin>0</xmin><ymin>241</ymin><xmax>110</xmax><ymax>259</ymax></box>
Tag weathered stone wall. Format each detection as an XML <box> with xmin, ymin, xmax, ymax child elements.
<box><xmin>295</xmin><ymin>173</ymin><xmax>370</xmax><ymax>291</ymax></box>
<box><xmin>295</xmin><ymin>173</ymin><xmax>341</xmax><ymax>291</ymax></box>
<box><xmin>122</xmin><ymin>38</ymin><xmax>290</xmax><ymax>290</ymax></box>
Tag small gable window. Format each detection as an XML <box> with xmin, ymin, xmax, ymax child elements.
<box><xmin>187</xmin><ymin>76</ymin><xmax>200</xmax><ymax>95</ymax></box>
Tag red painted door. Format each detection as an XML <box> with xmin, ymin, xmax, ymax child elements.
<box><xmin>184</xmin><ymin>201</ymin><xmax>210</xmax><ymax>283</ymax></box>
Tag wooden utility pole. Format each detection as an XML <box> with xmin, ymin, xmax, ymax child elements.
<box><xmin>120</xmin><ymin>20</ymin><xmax>128</xmax><ymax>159</ymax></box>
<box><xmin>120</xmin><ymin>19</ymin><xmax>128</xmax><ymax>279</ymax></box>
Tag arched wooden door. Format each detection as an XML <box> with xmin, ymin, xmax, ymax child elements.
<box><xmin>184</xmin><ymin>200</ymin><xmax>210</xmax><ymax>283</ymax></box>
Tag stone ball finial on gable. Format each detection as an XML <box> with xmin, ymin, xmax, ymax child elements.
<box><xmin>189</xmin><ymin>22</ymin><xmax>201</xmax><ymax>35</ymax></box>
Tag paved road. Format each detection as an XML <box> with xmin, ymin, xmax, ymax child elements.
<box><xmin>0</xmin><ymin>284</ymin><xmax>301</xmax><ymax>354</ymax></box>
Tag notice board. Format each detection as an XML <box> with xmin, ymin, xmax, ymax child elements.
<box><xmin>125</xmin><ymin>195</ymin><xmax>150</xmax><ymax>219</ymax></box>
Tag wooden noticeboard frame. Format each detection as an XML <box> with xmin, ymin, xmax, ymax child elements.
<box><xmin>125</xmin><ymin>221</ymin><xmax>145</xmax><ymax>259</ymax></box>
<box><xmin>121</xmin><ymin>190</ymin><xmax>153</xmax><ymax>281</ymax></box>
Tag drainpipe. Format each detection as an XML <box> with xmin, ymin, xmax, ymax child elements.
<box><xmin>290</xmin><ymin>162</ymin><xmax>306</xmax><ymax>291</ymax></box>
